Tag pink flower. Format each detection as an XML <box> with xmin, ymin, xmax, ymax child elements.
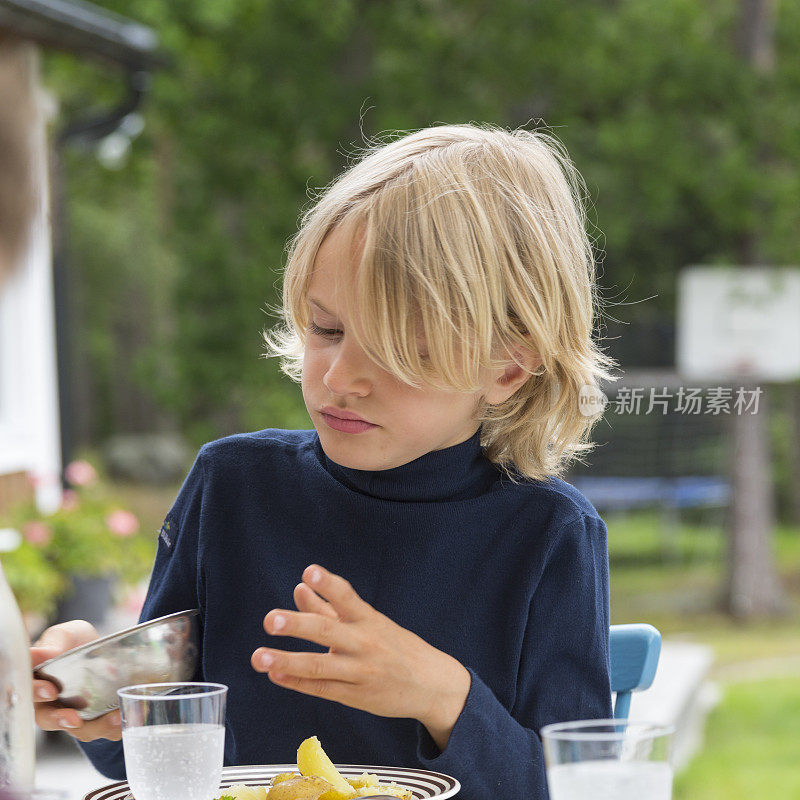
<box><xmin>60</xmin><ymin>489</ymin><xmax>80</xmax><ymax>511</ymax></box>
<box><xmin>105</xmin><ymin>509</ymin><xmax>139</xmax><ymax>537</ymax></box>
<box><xmin>23</xmin><ymin>521</ymin><xmax>52</xmax><ymax>547</ymax></box>
<box><xmin>64</xmin><ymin>459</ymin><xmax>98</xmax><ymax>487</ymax></box>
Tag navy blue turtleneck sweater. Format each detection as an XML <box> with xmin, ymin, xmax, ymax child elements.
<box><xmin>80</xmin><ymin>428</ymin><xmax>611</xmax><ymax>799</ymax></box>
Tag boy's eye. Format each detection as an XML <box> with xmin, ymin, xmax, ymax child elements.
<box><xmin>309</xmin><ymin>321</ymin><xmax>343</xmax><ymax>339</ymax></box>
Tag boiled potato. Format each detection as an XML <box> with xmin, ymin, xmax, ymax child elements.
<box><xmin>272</xmin><ymin>773</ymin><xmax>301</xmax><ymax>786</ymax></box>
<box><xmin>317</xmin><ymin>790</ymin><xmax>356</xmax><ymax>800</ymax></box>
<box><xmin>267</xmin><ymin>776</ymin><xmax>334</xmax><ymax>800</ymax></box>
<box><xmin>347</xmin><ymin>774</ymin><xmax>379</xmax><ymax>790</ymax></box>
<box><xmin>296</xmin><ymin>737</ymin><xmax>354</xmax><ymax>798</ymax></box>
<box><xmin>223</xmin><ymin>785</ymin><xmax>268</xmax><ymax>800</ymax></box>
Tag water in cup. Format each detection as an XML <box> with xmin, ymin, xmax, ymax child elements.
<box><xmin>547</xmin><ymin>759</ymin><xmax>673</xmax><ymax>800</ymax></box>
<box><xmin>123</xmin><ymin>723</ymin><xmax>225</xmax><ymax>800</ymax></box>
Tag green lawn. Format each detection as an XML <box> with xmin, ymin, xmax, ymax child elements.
<box><xmin>608</xmin><ymin>511</ymin><xmax>800</xmax><ymax>668</ymax></box>
<box><xmin>607</xmin><ymin>511</ymin><xmax>800</xmax><ymax>798</ymax></box>
<box><xmin>674</xmin><ymin>677</ymin><xmax>800</xmax><ymax>800</ymax></box>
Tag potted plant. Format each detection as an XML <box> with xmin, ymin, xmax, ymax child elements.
<box><xmin>1</xmin><ymin>459</ymin><xmax>156</xmax><ymax>630</ymax></box>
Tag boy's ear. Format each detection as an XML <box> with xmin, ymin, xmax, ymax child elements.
<box><xmin>484</xmin><ymin>346</ymin><xmax>543</xmax><ymax>405</ymax></box>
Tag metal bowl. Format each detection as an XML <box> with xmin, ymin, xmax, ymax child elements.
<box><xmin>34</xmin><ymin>609</ymin><xmax>200</xmax><ymax>720</ymax></box>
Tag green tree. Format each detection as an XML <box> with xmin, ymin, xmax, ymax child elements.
<box><xmin>44</xmin><ymin>0</ymin><xmax>800</xmax><ymax>462</ymax></box>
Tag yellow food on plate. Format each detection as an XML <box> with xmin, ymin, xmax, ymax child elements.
<box><xmin>267</xmin><ymin>776</ymin><xmax>335</xmax><ymax>800</ymax></box>
<box><xmin>347</xmin><ymin>774</ymin><xmax>379</xmax><ymax>790</ymax></box>
<box><xmin>214</xmin><ymin>737</ymin><xmax>412</xmax><ymax>800</ymax></box>
<box><xmin>221</xmin><ymin>785</ymin><xmax>268</xmax><ymax>800</ymax></box>
<box><xmin>296</xmin><ymin>736</ymin><xmax>355</xmax><ymax>797</ymax></box>
<box><xmin>272</xmin><ymin>773</ymin><xmax>300</xmax><ymax>786</ymax></box>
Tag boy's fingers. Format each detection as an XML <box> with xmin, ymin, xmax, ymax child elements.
<box><xmin>72</xmin><ymin>710</ymin><xmax>122</xmax><ymax>742</ymax></box>
<box><xmin>34</xmin><ymin>624</ymin><xmax>77</xmax><ymax>649</ymax></box>
<box><xmin>34</xmin><ymin>620</ymin><xmax>99</xmax><ymax>652</ymax></box>
<box><xmin>301</xmin><ymin>565</ymin><xmax>370</xmax><ymax>621</ymax></box>
<box><xmin>35</xmin><ymin>704</ymin><xmax>83</xmax><ymax>732</ymax></box>
<box><xmin>35</xmin><ymin>706</ymin><xmax>121</xmax><ymax>742</ymax></box>
<box><xmin>251</xmin><ymin>648</ymin><xmax>356</xmax><ymax>684</ymax></box>
<box><xmin>30</xmin><ymin>645</ymin><xmax>62</xmax><ymax>668</ymax></box>
<box><xmin>32</xmin><ymin>678</ymin><xmax>60</xmax><ymax>702</ymax></box>
<box><xmin>293</xmin><ymin>582</ymin><xmax>337</xmax><ymax>619</ymax></box>
<box><xmin>30</xmin><ymin>622</ymin><xmax>109</xmax><ymax>739</ymax></box>
<box><xmin>262</xmin><ymin>610</ymin><xmax>355</xmax><ymax>652</ymax></box>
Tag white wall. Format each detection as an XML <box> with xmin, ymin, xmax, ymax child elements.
<box><xmin>0</xmin><ymin>46</ymin><xmax>61</xmax><ymax>513</ymax></box>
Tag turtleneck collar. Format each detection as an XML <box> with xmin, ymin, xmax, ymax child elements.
<box><xmin>315</xmin><ymin>427</ymin><xmax>499</xmax><ymax>502</ymax></box>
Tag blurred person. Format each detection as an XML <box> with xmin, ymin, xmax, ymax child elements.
<box><xmin>0</xmin><ymin>34</ymin><xmax>36</xmax><ymax>287</ymax></box>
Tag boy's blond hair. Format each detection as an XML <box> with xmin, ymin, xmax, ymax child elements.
<box><xmin>265</xmin><ymin>123</ymin><xmax>616</xmax><ymax>482</ymax></box>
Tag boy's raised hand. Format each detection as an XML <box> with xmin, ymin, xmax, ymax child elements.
<box><xmin>251</xmin><ymin>565</ymin><xmax>471</xmax><ymax>751</ymax></box>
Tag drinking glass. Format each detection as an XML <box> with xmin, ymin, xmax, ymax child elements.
<box><xmin>118</xmin><ymin>682</ymin><xmax>227</xmax><ymax>800</ymax></box>
<box><xmin>541</xmin><ymin>719</ymin><xmax>674</xmax><ymax>800</ymax></box>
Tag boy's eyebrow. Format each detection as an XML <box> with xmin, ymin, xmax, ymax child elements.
<box><xmin>308</xmin><ymin>297</ymin><xmax>336</xmax><ymax>316</ymax></box>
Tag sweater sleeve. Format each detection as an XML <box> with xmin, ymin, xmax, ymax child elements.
<box><xmin>416</xmin><ymin>512</ymin><xmax>612</xmax><ymax>800</ymax></box>
<box><xmin>77</xmin><ymin>450</ymin><xmax>207</xmax><ymax>781</ymax></box>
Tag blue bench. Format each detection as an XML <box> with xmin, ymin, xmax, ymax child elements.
<box><xmin>571</xmin><ymin>476</ymin><xmax>730</xmax><ymax>513</ymax></box>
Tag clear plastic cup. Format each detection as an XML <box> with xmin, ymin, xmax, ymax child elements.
<box><xmin>118</xmin><ymin>682</ymin><xmax>227</xmax><ymax>800</ymax></box>
<box><xmin>541</xmin><ymin>719</ymin><xmax>674</xmax><ymax>800</ymax></box>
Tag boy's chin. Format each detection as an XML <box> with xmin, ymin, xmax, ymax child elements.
<box><xmin>316</xmin><ymin>430</ymin><xmax>403</xmax><ymax>472</ymax></box>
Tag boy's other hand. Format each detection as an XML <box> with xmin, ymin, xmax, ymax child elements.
<box><xmin>251</xmin><ymin>564</ymin><xmax>471</xmax><ymax>752</ymax></box>
<box><xmin>31</xmin><ymin>620</ymin><xmax>122</xmax><ymax>742</ymax></box>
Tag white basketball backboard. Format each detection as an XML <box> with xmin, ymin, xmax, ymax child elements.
<box><xmin>677</xmin><ymin>266</ymin><xmax>800</xmax><ymax>381</ymax></box>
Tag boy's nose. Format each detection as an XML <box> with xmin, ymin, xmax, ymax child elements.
<box><xmin>323</xmin><ymin>342</ymin><xmax>372</xmax><ymax>397</ymax></box>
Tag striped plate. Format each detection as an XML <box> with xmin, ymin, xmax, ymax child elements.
<box><xmin>84</xmin><ymin>764</ymin><xmax>461</xmax><ymax>800</ymax></box>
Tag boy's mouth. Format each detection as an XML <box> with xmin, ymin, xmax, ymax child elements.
<box><xmin>319</xmin><ymin>406</ymin><xmax>378</xmax><ymax>434</ymax></box>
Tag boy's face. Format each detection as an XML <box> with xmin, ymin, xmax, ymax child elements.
<box><xmin>301</xmin><ymin>224</ymin><xmax>490</xmax><ymax>471</ymax></box>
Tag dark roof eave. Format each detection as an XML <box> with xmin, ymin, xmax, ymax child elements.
<box><xmin>0</xmin><ymin>0</ymin><xmax>167</xmax><ymax>70</ymax></box>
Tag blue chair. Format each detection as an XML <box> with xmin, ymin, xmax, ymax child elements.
<box><xmin>610</xmin><ymin>623</ymin><xmax>661</xmax><ymax>719</ymax></box>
